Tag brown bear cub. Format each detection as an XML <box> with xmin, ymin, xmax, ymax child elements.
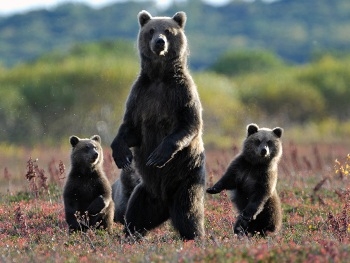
<box><xmin>207</xmin><ymin>124</ymin><xmax>283</xmax><ymax>236</ymax></box>
<box><xmin>111</xmin><ymin>10</ymin><xmax>206</xmax><ymax>240</ymax></box>
<box><xmin>112</xmin><ymin>168</ymin><xmax>140</xmax><ymax>224</ymax></box>
<box><xmin>63</xmin><ymin>135</ymin><xmax>114</xmax><ymax>233</ymax></box>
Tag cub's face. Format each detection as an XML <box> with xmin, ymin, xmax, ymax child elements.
<box><xmin>137</xmin><ymin>10</ymin><xmax>187</xmax><ymax>59</ymax></box>
<box><xmin>70</xmin><ymin>135</ymin><xmax>103</xmax><ymax>167</ymax></box>
<box><xmin>243</xmin><ymin>123</ymin><xmax>283</xmax><ymax>164</ymax></box>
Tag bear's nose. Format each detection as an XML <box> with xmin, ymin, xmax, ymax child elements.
<box><xmin>156</xmin><ymin>38</ymin><xmax>165</xmax><ymax>46</ymax></box>
<box><xmin>260</xmin><ymin>146</ymin><xmax>269</xmax><ymax>157</ymax></box>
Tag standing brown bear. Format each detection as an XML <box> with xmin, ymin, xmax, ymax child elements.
<box><xmin>63</xmin><ymin>135</ymin><xmax>114</xmax><ymax>233</ymax></box>
<box><xmin>207</xmin><ymin>124</ymin><xmax>283</xmax><ymax>236</ymax></box>
<box><xmin>111</xmin><ymin>10</ymin><xmax>205</xmax><ymax>240</ymax></box>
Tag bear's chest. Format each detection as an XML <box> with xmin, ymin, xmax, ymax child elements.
<box><xmin>237</xmin><ymin>174</ymin><xmax>257</xmax><ymax>193</ymax></box>
<box><xmin>74</xmin><ymin>177</ymin><xmax>101</xmax><ymax>197</ymax></box>
<box><xmin>136</xmin><ymin>81</ymin><xmax>177</xmax><ymax>126</ymax></box>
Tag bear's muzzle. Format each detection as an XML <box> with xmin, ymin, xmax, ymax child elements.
<box><xmin>152</xmin><ymin>35</ymin><xmax>168</xmax><ymax>56</ymax></box>
<box><xmin>260</xmin><ymin>145</ymin><xmax>270</xmax><ymax>157</ymax></box>
<box><xmin>91</xmin><ymin>151</ymin><xmax>100</xmax><ymax>165</ymax></box>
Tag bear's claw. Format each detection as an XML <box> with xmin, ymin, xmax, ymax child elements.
<box><xmin>206</xmin><ymin>187</ymin><xmax>221</xmax><ymax>194</ymax></box>
<box><xmin>146</xmin><ymin>154</ymin><xmax>168</xmax><ymax>168</ymax></box>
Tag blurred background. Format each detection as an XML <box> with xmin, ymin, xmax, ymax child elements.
<box><xmin>1</xmin><ymin>0</ymin><xmax>350</xmax><ymax>148</ymax></box>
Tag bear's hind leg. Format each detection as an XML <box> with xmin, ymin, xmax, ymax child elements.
<box><xmin>170</xmin><ymin>179</ymin><xmax>205</xmax><ymax>240</ymax></box>
<box><xmin>100</xmin><ymin>200</ymin><xmax>115</xmax><ymax>233</ymax></box>
<box><xmin>253</xmin><ymin>194</ymin><xmax>282</xmax><ymax>236</ymax></box>
<box><xmin>124</xmin><ymin>183</ymin><xmax>169</xmax><ymax>238</ymax></box>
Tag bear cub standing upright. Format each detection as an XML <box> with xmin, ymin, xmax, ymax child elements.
<box><xmin>63</xmin><ymin>135</ymin><xmax>114</xmax><ymax>233</ymax></box>
<box><xmin>111</xmin><ymin>10</ymin><xmax>206</xmax><ymax>240</ymax></box>
<box><xmin>207</xmin><ymin>123</ymin><xmax>283</xmax><ymax>236</ymax></box>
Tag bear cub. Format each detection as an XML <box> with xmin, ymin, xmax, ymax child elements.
<box><xmin>63</xmin><ymin>135</ymin><xmax>114</xmax><ymax>233</ymax></box>
<box><xmin>112</xmin><ymin>167</ymin><xmax>140</xmax><ymax>224</ymax></box>
<box><xmin>207</xmin><ymin>123</ymin><xmax>283</xmax><ymax>236</ymax></box>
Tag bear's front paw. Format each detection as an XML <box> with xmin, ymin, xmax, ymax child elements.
<box><xmin>114</xmin><ymin>153</ymin><xmax>133</xmax><ymax>169</ymax></box>
<box><xmin>234</xmin><ymin>216</ymin><xmax>250</xmax><ymax>236</ymax></box>
<box><xmin>206</xmin><ymin>187</ymin><xmax>221</xmax><ymax>194</ymax></box>
<box><xmin>234</xmin><ymin>225</ymin><xmax>247</xmax><ymax>236</ymax></box>
<box><xmin>234</xmin><ymin>214</ymin><xmax>251</xmax><ymax>236</ymax></box>
<box><xmin>146</xmin><ymin>144</ymin><xmax>174</xmax><ymax>168</ymax></box>
<box><xmin>146</xmin><ymin>151</ymin><xmax>171</xmax><ymax>168</ymax></box>
<box><xmin>111</xmin><ymin>143</ymin><xmax>133</xmax><ymax>169</ymax></box>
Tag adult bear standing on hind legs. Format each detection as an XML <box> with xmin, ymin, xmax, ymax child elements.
<box><xmin>110</xmin><ymin>10</ymin><xmax>206</xmax><ymax>240</ymax></box>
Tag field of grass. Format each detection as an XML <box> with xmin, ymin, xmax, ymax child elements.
<box><xmin>0</xmin><ymin>142</ymin><xmax>349</xmax><ymax>262</ymax></box>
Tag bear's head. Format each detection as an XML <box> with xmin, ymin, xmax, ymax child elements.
<box><xmin>137</xmin><ymin>10</ymin><xmax>188</xmax><ymax>60</ymax></box>
<box><xmin>70</xmin><ymin>135</ymin><xmax>103</xmax><ymax>169</ymax></box>
<box><xmin>242</xmin><ymin>123</ymin><xmax>283</xmax><ymax>165</ymax></box>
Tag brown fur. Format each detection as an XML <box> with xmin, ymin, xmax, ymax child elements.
<box><xmin>63</xmin><ymin>135</ymin><xmax>114</xmax><ymax>233</ymax></box>
<box><xmin>207</xmin><ymin>124</ymin><xmax>283</xmax><ymax>236</ymax></box>
<box><xmin>111</xmin><ymin>10</ymin><xmax>205</xmax><ymax>240</ymax></box>
<box><xmin>112</xmin><ymin>167</ymin><xmax>140</xmax><ymax>224</ymax></box>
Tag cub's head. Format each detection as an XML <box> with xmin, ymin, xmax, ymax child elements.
<box><xmin>137</xmin><ymin>10</ymin><xmax>188</xmax><ymax>59</ymax></box>
<box><xmin>242</xmin><ymin>123</ymin><xmax>283</xmax><ymax>164</ymax></box>
<box><xmin>70</xmin><ymin>135</ymin><xmax>103</xmax><ymax>168</ymax></box>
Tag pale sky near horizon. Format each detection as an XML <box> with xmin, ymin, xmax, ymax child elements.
<box><xmin>0</xmin><ymin>0</ymin><xmax>232</xmax><ymax>15</ymax></box>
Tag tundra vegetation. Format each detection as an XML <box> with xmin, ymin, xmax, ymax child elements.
<box><xmin>0</xmin><ymin>143</ymin><xmax>349</xmax><ymax>262</ymax></box>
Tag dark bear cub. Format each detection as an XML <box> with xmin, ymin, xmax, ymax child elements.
<box><xmin>112</xmin><ymin>167</ymin><xmax>140</xmax><ymax>224</ymax></box>
<box><xmin>110</xmin><ymin>10</ymin><xmax>206</xmax><ymax>240</ymax></box>
<box><xmin>63</xmin><ymin>135</ymin><xmax>114</xmax><ymax>233</ymax></box>
<box><xmin>207</xmin><ymin>123</ymin><xmax>283</xmax><ymax>236</ymax></box>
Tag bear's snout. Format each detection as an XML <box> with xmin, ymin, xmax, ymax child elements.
<box><xmin>260</xmin><ymin>145</ymin><xmax>270</xmax><ymax>157</ymax></box>
<box><xmin>152</xmin><ymin>35</ymin><xmax>168</xmax><ymax>56</ymax></box>
<box><xmin>91</xmin><ymin>150</ymin><xmax>99</xmax><ymax>164</ymax></box>
<box><xmin>156</xmin><ymin>37</ymin><xmax>165</xmax><ymax>46</ymax></box>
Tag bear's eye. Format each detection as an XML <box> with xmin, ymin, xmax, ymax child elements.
<box><xmin>267</xmin><ymin>140</ymin><xmax>273</xmax><ymax>147</ymax></box>
<box><xmin>255</xmin><ymin>139</ymin><xmax>261</xmax><ymax>146</ymax></box>
<box><xmin>149</xmin><ymin>28</ymin><xmax>155</xmax><ymax>35</ymax></box>
<box><xmin>164</xmin><ymin>29</ymin><xmax>171</xmax><ymax>35</ymax></box>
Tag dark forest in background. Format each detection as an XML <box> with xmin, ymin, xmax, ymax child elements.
<box><xmin>1</xmin><ymin>0</ymin><xmax>349</xmax><ymax>68</ymax></box>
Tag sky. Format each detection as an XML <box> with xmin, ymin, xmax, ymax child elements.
<box><xmin>0</xmin><ymin>0</ymin><xmax>232</xmax><ymax>16</ymax></box>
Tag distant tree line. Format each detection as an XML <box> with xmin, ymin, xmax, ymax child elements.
<box><xmin>1</xmin><ymin>0</ymin><xmax>350</xmax><ymax>68</ymax></box>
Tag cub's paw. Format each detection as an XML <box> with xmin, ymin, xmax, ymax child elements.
<box><xmin>234</xmin><ymin>225</ymin><xmax>247</xmax><ymax>237</ymax></box>
<box><xmin>206</xmin><ymin>186</ymin><xmax>222</xmax><ymax>194</ymax></box>
<box><xmin>234</xmin><ymin>215</ymin><xmax>250</xmax><ymax>236</ymax></box>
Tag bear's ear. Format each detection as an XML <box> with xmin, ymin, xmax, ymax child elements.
<box><xmin>70</xmin><ymin>136</ymin><xmax>80</xmax><ymax>147</ymax></box>
<box><xmin>172</xmin><ymin>11</ymin><xmax>187</xmax><ymax>29</ymax></box>
<box><xmin>138</xmin><ymin>10</ymin><xmax>152</xmax><ymax>27</ymax></box>
<box><xmin>247</xmin><ymin>123</ymin><xmax>259</xmax><ymax>137</ymax></box>
<box><xmin>91</xmin><ymin>135</ymin><xmax>101</xmax><ymax>143</ymax></box>
<box><xmin>273</xmin><ymin>127</ymin><xmax>283</xmax><ymax>138</ymax></box>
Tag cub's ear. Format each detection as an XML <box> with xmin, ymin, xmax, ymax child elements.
<box><xmin>138</xmin><ymin>10</ymin><xmax>152</xmax><ymax>27</ymax></box>
<box><xmin>91</xmin><ymin>135</ymin><xmax>101</xmax><ymax>143</ymax></box>
<box><xmin>247</xmin><ymin>123</ymin><xmax>259</xmax><ymax>137</ymax></box>
<box><xmin>70</xmin><ymin>136</ymin><xmax>80</xmax><ymax>147</ymax></box>
<box><xmin>172</xmin><ymin>11</ymin><xmax>187</xmax><ymax>28</ymax></box>
<box><xmin>273</xmin><ymin>127</ymin><xmax>283</xmax><ymax>138</ymax></box>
